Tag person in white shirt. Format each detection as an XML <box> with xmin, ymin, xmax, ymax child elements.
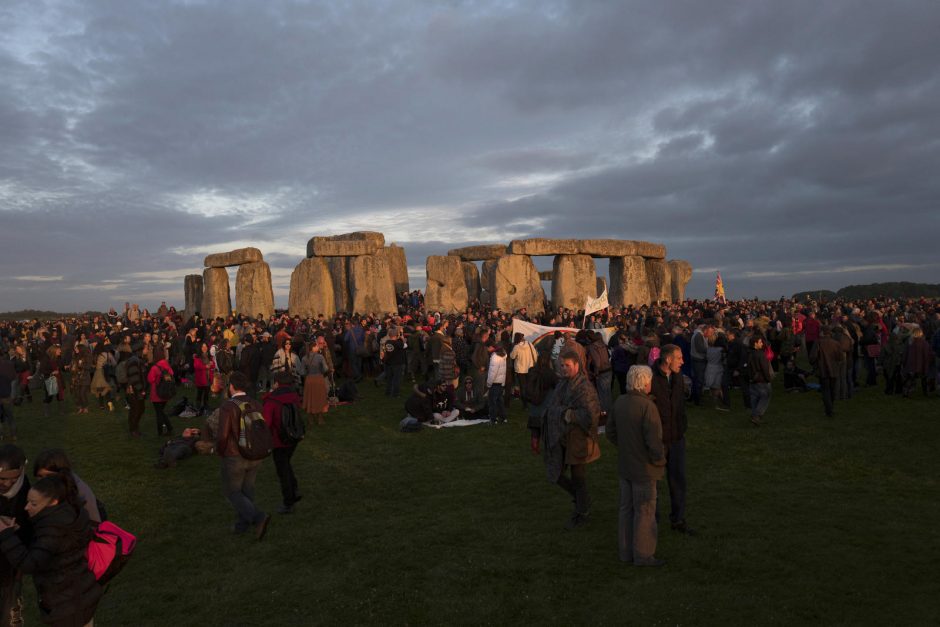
<box><xmin>509</xmin><ymin>333</ymin><xmax>538</xmax><ymax>410</ymax></box>
<box><xmin>486</xmin><ymin>347</ymin><xmax>507</xmax><ymax>423</ymax></box>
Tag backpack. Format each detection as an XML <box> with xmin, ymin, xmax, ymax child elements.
<box><xmin>115</xmin><ymin>360</ymin><xmax>129</xmax><ymax>385</ymax></box>
<box><xmin>236</xmin><ymin>401</ymin><xmax>273</xmax><ymax>460</ymax></box>
<box><xmin>86</xmin><ymin>521</ymin><xmax>137</xmax><ymax>585</ymax></box>
<box><xmin>277</xmin><ymin>400</ymin><xmax>305</xmax><ymax>445</ymax></box>
<box><xmin>588</xmin><ymin>342</ymin><xmax>610</xmax><ymax>375</ymax></box>
<box><xmin>216</xmin><ymin>349</ymin><xmax>233</xmax><ymax>374</ymax></box>
<box><xmin>156</xmin><ymin>365</ymin><xmax>176</xmax><ymax>400</ymax></box>
<box><xmin>647</xmin><ymin>346</ymin><xmax>661</xmax><ymax>366</ymax></box>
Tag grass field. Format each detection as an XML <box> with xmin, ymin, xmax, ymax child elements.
<box><xmin>11</xmin><ymin>376</ymin><xmax>940</xmax><ymax>626</ymax></box>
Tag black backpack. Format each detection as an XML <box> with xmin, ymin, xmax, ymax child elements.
<box><xmin>277</xmin><ymin>400</ymin><xmax>305</xmax><ymax>445</ymax></box>
<box><xmin>156</xmin><ymin>365</ymin><xmax>176</xmax><ymax>400</ymax></box>
<box><xmin>216</xmin><ymin>349</ymin><xmax>234</xmax><ymax>374</ymax></box>
<box><xmin>337</xmin><ymin>380</ymin><xmax>357</xmax><ymax>403</ymax></box>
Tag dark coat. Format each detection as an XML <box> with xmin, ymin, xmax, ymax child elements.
<box><xmin>748</xmin><ymin>348</ymin><xmax>773</xmax><ymax>384</ymax></box>
<box><xmin>544</xmin><ymin>370</ymin><xmax>601</xmax><ymax>466</ymax></box>
<box><xmin>405</xmin><ymin>384</ymin><xmax>434</xmax><ymax>423</ymax></box>
<box><xmin>811</xmin><ymin>336</ymin><xmax>845</xmax><ymax>378</ymax></box>
<box><xmin>606</xmin><ymin>390</ymin><xmax>667</xmax><ymax>482</ymax></box>
<box><xmin>903</xmin><ymin>337</ymin><xmax>932</xmax><ymax>375</ymax></box>
<box><xmin>0</xmin><ymin>477</ymin><xmax>31</xmax><ymax>582</ymax></box>
<box><xmin>0</xmin><ymin>503</ymin><xmax>102</xmax><ymax>625</ymax></box>
<box><xmin>650</xmin><ymin>362</ymin><xmax>687</xmax><ymax>447</ymax></box>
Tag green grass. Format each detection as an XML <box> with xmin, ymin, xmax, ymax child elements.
<box><xmin>11</xmin><ymin>378</ymin><xmax>940</xmax><ymax>626</ymax></box>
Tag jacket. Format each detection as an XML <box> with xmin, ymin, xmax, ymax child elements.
<box><xmin>193</xmin><ymin>355</ymin><xmax>214</xmax><ymax>387</ymax></box>
<box><xmin>650</xmin><ymin>362</ymin><xmax>687</xmax><ymax>447</ymax></box>
<box><xmin>487</xmin><ymin>353</ymin><xmax>507</xmax><ymax>386</ymax></box>
<box><xmin>811</xmin><ymin>336</ymin><xmax>844</xmax><ymax>378</ymax></box>
<box><xmin>262</xmin><ymin>387</ymin><xmax>303</xmax><ymax>449</ymax></box>
<box><xmin>545</xmin><ymin>370</ymin><xmax>601</xmax><ymax>467</ymax></box>
<box><xmin>0</xmin><ymin>503</ymin><xmax>102</xmax><ymax>625</ymax></box>
<box><xmin>147</xmin><ymin>359</ymin><xmax>174</xmax><ymax>402</ymax></box>
<box><xmin>510</xmin><ymin>341</ymin><xmax>538</xmax><ymax>374</ymax></box>
<box><xmin>748</xmin><ymin>348</ymin><xmax>773</xmax><ymax>384</ymax></box>
<box><xmin>605</xmin><ymin>390</ymin><xmax>667</xmax><ymax>482</ymax></box>
<box><xmin>0</xmin><ymin>476</ymin><xmax>31</xmax><ymax>581</ymax></box>
<box><xmin>216</xmin><ymin>393</ymin><xmax>264</xmax><ymax>457</ymax></box>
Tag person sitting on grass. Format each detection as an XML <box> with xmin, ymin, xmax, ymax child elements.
<box><xmin>154</xmin><ymin>428</ymin><xmax>203</xmax><ymax>469</ymax></box>
<box><xmin>404</xmin><ymin>381</ymin><xmax>434</xmax><ymax>423</ymax></box>
<box><xmin>431</xmin><ymin>379</ymin><xmax>460</xmax><ymax>424</ymax></box>
<box><xmin>454</xmin><ymin>376</ymin><xmax>487</xmax><ymax>420</ymax></box>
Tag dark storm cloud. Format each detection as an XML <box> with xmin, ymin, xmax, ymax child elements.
<box><xmin>2</xmin><ymin>0</ymin><xmax>939</xmax><ymax>311</ymax></box>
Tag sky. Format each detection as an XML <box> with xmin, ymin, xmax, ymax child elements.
<box><xmin>2</xmin><ymin>0</ymin><xmax>939</xmax><ymax>312</ymax></box>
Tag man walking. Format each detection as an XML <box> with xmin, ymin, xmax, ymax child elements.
<box><xmin>216</xmin><ymin>372</ymin><xmax>271</xmax><ymax>540</ymax></box>
<box><xmin>811</xmin><ymin>325</ymin><xmax>844</xmax><ymax>417</ymax></box>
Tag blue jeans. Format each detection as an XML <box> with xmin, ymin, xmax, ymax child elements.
<box><xmin>619</xmin><ymin>478</ymin><xmax>657</xmax><ymax>563</ymax></box>
<box><xmin>221</xmin><ymin>456</ymin><xmax>266</xmax><ymax>531</ymax></box>
<box><xmin>488</xmin><ymin>384</ymin><xmax>504</xmax><ymax>421</ymax></box>
<box><xmin>750</xmin><ymin>382</ymin><xmax>771</xmax><ymax>418</ymax></box>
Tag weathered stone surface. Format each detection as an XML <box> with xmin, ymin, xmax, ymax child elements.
<box><xmin>489</xmin><ymin>255</ymin><xmax>545</xmax><ymax>314</ymax></box>
<box><xmin>201</xmin><ymin>267</ymin><xmax>231</xmax><ymax>320</ymax></box>
<box><xmin>348</xmin><ymin>253</ymin><xmax>397</xmax><ymax>314</ymax></box>
<box><xmin>609</xmin><ymin>256</ymin><xmax>651</xmax><ymax>307</ymax></box>
<box><xmin>204</xmin><ymin>247</ymin><xmax>263</xmax><ymax>268</ymax></box>
<box><xmin>551</xmin><ymin>255</ymin><xmax>597</xmax><ymax>311</ymax></box>
<box><xmin>596</xmin><ymin>277</ymin><xmax>608</xmax><ymax>297</ymax></box>
<box><xmin>462</xmin><ymin>262</ymin><xmax>481</xmax><ymax>302</ymax></box>
<box><xmin>424</xmin><ymin>256</ymin><xmax>468</xmax><ymax>314</ymax></box>
<box><xmin>668</xmin><ymin>260</ymin><xmax>693</xmax><ymax>302</ymax></box>
<box><xmin>385</xmin><ymin>244</ymin><xmax>410</xmax><ymax>294</ymax></box>
<box><xmin>645</xmin><ymin>259</ymin><xmax>671</xmax><ymax>304</ymax></box>
<box><xmin>508</xmin><ymin>238</ymin><xmax>666</xmax><ymax>259</ymax></box>
<box><xmin>306</xmin><ymin>232</ymin><xmax>385</xmax><ymax>257</ymax></box>
<box><xmin>235</xmin><ymin>261</ymin><xmax>275</xmax><ymax>319</ymax></box>
<box><xmin>183</xmin><ymin>274</ymin><xmax>203</xmax><ymax>320</ymax></box>
<box><xmin>288</xmin><ymin>258</ymin><xmax>335</xmax><ymax>318</ymax></box>
<box><xmin>538</xmin><ymin>271</ymin><xmax>554</xmax><ymax>281</ymax></box>
<box><xmin>509</xmin><ymin>238</ymin><xmax>580</xmax><ymax>256</ymax></box>
<box><xmin>480</xmin><ymin>260</ymin><xmax>498</xmax><ymax>305</ymax></box>
<box><xmin>326</xmin><ymin>257</ymin><xmax>351</xmax><ymax>313</ymax></box>
<box><xmin>446</xmin><ymin>244</ymin><xmax>508</xmax><ymax>261</ymax></box>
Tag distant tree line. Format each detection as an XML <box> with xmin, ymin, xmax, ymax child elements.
<box><xmin>0</xmin><ymin>310</ymin><xmax>105</xmax><ymax>321</ymax></box>
<box><xmin>793</xmin><ymin>282</ymin><xmax>940</xmax><ymax>302</ymax></box>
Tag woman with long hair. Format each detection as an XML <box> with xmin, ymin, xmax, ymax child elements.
<box><xmin>301</xmin><ymin>342</ymin><xmax>330</xmax><ymax>426</ymax></box>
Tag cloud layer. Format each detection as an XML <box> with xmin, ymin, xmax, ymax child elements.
<box><xmin>2</xmin><ymin>0</ymin><xmax>939</xmax><ymax>311</ymax></box>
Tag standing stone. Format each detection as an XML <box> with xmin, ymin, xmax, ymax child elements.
<box><xmin>490</xmin><ymin>254</ymin><xmax>545</xmax><ymax>314</ymax></box>
<box><xmin>235</xmin><ymin>261</ymin><xmax>275</xmax><ymax>319</ymax></box>
<box><xmin>551</xmin><ymin>254</ymin><xmax>597</xmax><ymax>311</ymax></box>
<box><xmin>204</xmin><ymin>247</ymin><xmax>264</xmax><ymax>268</ymax></box>
<box><xmin>645</xmin><ymin>259</ymin><xmax>671</xmax><ymax>304</ymax></box>
<box><xmin>425</xmin><ymin>256</ymin><xmax>469</xmax><ymax>314</ymax></box>
<box><xmin>480</xmin><ymin>259</ymin><xmax>498</xmax><ymax>305</ymax></box>
<box><xmin>668</xmin><ymin>260</ymin><xmax>693</xmax><ymax>302</ymax></box>
<box><xmin>508</xmin><ymin>238</ymin><xmax>667</xmax><ymax>259</ymax></box>
<box><xmin>348</xmin><ymin>254</ymin><xmax>397</xmax><ymax>314</ymax></box>
<box><xmin>326</xmin><ymin>257</ymin><xmax>351</xmax><ymax>313</ymax></box>
<box><xmin>462</xmin><ymin>262</ymin><xmax>481</xmax><ymax>302</ymax></box>
<box><xmin>183</xmin><ymin>274</ymin><xmax>204</xmax><ymax>320</ymax></box>
<box><xmin>596</xmin><ymin>277</ymin><xmax>608</xmax><ymax>297</ymax></box>
<box><xmin>201</xmin><ymin>267</ymin><xmax>231</xmax><ymax>321</ymax></box>
<box><xmin>609</xmin><ymin>256</ymin><xmax>651</xmax><ymax>307</ymax></box>
<box><xmin>288</xmin><ymin>258</ymin><xmax>335</xmax><ymax>318</ymax></box>
<box><xmin>385</xmin><ymin>244</ymin><xmax>410</xmax><ymax>294</ymax></box>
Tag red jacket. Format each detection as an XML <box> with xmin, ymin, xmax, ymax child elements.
<box><xmin>803</xmin><ymin>317</ymin><xmax>821</xmax><ymax>342</ymax></box>
<box><xmin>147</xmin><ymin>360</ymin><xmax>174</xmax><ymax>402</ymax></box>
<box><xmin>193</xmin><ymin>355</ymin><xmax>214</xmax><ymax>388</ymax></box>
<box><xmin>262</xmin><ymin>387</ymin><xmax>303</xmax><ymax>448</ymax></box>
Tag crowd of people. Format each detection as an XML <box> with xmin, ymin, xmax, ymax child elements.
<box><xmin>0</xmin><ymin>292</ymin><xmax>938</xmax><ymax>575</ymax></box>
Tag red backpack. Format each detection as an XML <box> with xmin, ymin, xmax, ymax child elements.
<box><xmin>86</xmin><ymin>521</ymin><xmax>137</xmax><ymax>585</ymax></box>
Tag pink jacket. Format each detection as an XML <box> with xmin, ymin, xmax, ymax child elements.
<box><xmin>193</xmin><ymin>355</ymin><xmax>214</xmax><ymax>388</ymax></box>
<box><xmin>147</xmin><ymin>359</ymin><xmax>174</xmax><ymax>402</ymax></box>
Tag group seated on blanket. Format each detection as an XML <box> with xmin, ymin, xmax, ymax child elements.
<box><xmin>404</xmin><ymin>379</ymin><xmax>462</xmax><ymax>425</ymax></box>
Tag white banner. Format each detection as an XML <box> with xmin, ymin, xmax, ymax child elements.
<box><xmin>511</xmin><ymin>319</ymin><xmax>617</xmax><ymax>346</ymax></box>
<box><xmin>584</xmin><ymin>288</ymin><xmax>609</xmax><ymax>318</ymax></box>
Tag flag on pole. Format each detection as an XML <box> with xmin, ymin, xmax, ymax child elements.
<box><xmin>583</xmin><ymin>289</ymin><xmax>609</xmax><ymax>327</ymax></box>
<box><xmin>715</xmin><ymin>271</ymin><xmax>726</xmax><ymax>303</ymax></box>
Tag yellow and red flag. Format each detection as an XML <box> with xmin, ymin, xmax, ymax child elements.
<box><xmin>715</xmin><ymin>271</ymin><xmax>726</xmax><ymax>303</ymax></box>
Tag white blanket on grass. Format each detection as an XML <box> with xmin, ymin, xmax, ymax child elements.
<box><xmin>423</xmin><ymin>418</ymin><xmax>491</xmax><ymax>429</ymax></box>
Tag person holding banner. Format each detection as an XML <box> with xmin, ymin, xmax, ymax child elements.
<box><xmin>541</xmin><ymin>348</ymin><xmax>601</xmax><ymax>530</ymax></box>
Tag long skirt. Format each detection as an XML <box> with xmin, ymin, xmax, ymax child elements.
<box><xmin>303</xmin><ymin>374</ymin><xmax>329</xmax><ymax>414</ymax></box>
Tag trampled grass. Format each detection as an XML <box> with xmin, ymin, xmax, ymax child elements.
<box><xmin>12</xmin><ymin>378</ymin><xmax>940</xmax><ymax>626</ymax></box>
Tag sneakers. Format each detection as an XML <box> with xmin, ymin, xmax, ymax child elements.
<box><xmin>564</xmin><ymin>513</ymin><xmax>590</xmax><ymax>530</ymax></box>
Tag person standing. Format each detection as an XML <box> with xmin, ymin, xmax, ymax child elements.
<box><xmin>811</xmin><ymin>326</ymin><xmax>844</xmax><ymax>417</ymax></box>
<box><xmin>380</xmin><ymin>326</ymin><xmax>407</xmax><ymax>398</ymax></box>
<box><xmin>542</xmin><ymin>348</ymin><xmax>602</xmax><ymax>530</ymax></box>
<box><xmin>300</xmin><ymin>342</ymin><xmax>330</xmax><ymax>426</ymax></box>
<box><xmin>216</xmin><ymin>372</ymin><xmax>271</xmax><ymax>540</ymax></box>
<box><xmin>748</xmin><ymin>335</ymin><xmax>773</xmax><ymax>426</ymax></box>
<box><xmin>124</xmin><ymin>343</ymin><xmax>148</xmax><ymax>438</ymax></box>
<box><xmin>263</xmin><ymin>372</ymin><xmax>303</xmax><ymax>514</ymax></box>
<box><xmin>69</xmin><ymin>342</ymin><xmax>93</xmax><ymax>415</ymax></box>
<box><xmin>0</xmin><ymin>445</ymin><xmax>31</xmax><ymax>626</ymax></box>
<box><xmin>147</xmin><ymin>347</ymin><xmax>175</xmax><ymax>436</ymax></box>
<box><xmin>486</xmin><ymin>346</ymin><xmax>507</xmax><ymax>423</ymax></box>
<box><xmin>650</xmin><ymin>344</ymin><xmax>695</xmax><ymax>535</ymax></box>
<box><xmin>606</xmin><ymin>365</ymin><xmax>667</xmax><ymax>566</ymax></box>
<box><xmin>510</xmin><ymin>333</ymin><xmax>538</xmax><ymax>411</ymax></box>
